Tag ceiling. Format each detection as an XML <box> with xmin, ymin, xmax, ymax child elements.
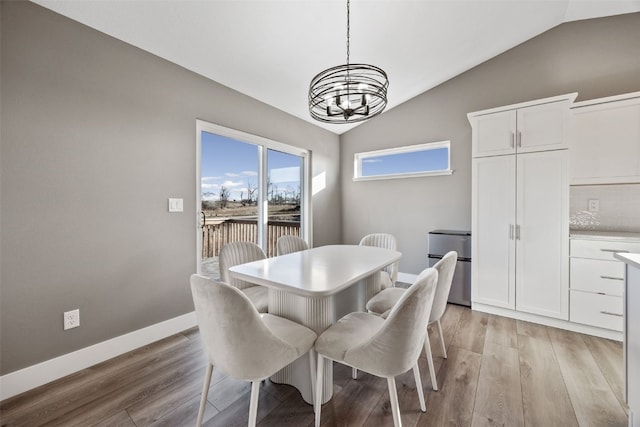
<box><xmin>33</xmin><ymin>0</ymin><xmax>640</xmax><ymax>135</ymax></box>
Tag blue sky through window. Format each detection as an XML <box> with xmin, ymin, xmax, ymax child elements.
<box><xmin>361</xmin><ymin>147</ymin><xmax>449</xmax><ymax>177</ymax></box>
<box><xmin>201</xmin><ymin>131</ymin><xmax>300</xmax><ymax>201</ymax></box>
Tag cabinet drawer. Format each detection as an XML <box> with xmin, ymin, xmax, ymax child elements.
<box><xmin>570</xmin><ymin>290</ymin><xmax>623</xmax><ymax>331</ymax></box>
<box><xmin>570</xmin><ymin>258</ymin><xmax>624</xmax><ymax>296</ymax></box>
<box><xmin>570</xmin><ymin>239</ymin><xmax>640</xmax><ymax>261</ymax></box>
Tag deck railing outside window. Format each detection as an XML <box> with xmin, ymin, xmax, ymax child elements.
<box><xmin>201</xmin><ymin>218</ymin><xmax>300</xmax><ymax>258</ymax></box>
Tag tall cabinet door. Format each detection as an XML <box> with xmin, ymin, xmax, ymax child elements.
<box><xmin>472</xmin><ymin>155</ymin><xmax>516</xmax><ymax>309</ymax></box>
<box><xmin>515</xmin><ymin>150</ymin><xmax>569</xmax><ymax>319</ymax></box>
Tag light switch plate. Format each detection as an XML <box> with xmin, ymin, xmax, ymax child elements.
<box><xmin>168</xmin><ymin>198</ymin><xmax>184</xmax><ymax>212</ymax></box>
<box><xmin>588</xmin><ymin>199</ymin><xmax>600</xmax><ymax>212</ymax></box>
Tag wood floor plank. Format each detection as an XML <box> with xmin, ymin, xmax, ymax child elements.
<box><xmin>451</xmin><ymin>309</ymin><xmax>489</xmax><ymax>355</ymax></box>
<box><xmin>362</xmin><ymin>357</ymin><xmax>432</xmax><ymax>427</ymax></box>
<box><xmin>92</xmin><ymin>410</ymin><xmax>137</xmax><ymax>427</ymax></box>
<box><xmin>0</xmin><ymin>333</ymin><xmax>191</xmax><ymax>421</ymax></box>
<box><xmin>548</xmin><ymin>327</ymin><xmax>627</xmax><ymax>426</ymax></box>
<box><xmin>255</xmin><ymin>390</ymin><xmax>314</xmax><ymax>427</ymax></box>
<box><xmin>582</xmin><ymin>334</ymin><xmax>625</xmax><ymax>409</ymax></box>
<box><xmin>417</xmin><ymin>346</ymin><xmax>482</xmax><ymax>427</ymax></box>
<box><xmin>484</xmin><ymin>315</ymin><xmax>518</xmax><ymax>349</ymax></box>
<box><xmin>318</xmin><ymin>369</ymin><xmax>387</xmax><ymax>426</ymax></box>
<box><xmin>125</xmin><ymin>364</ymin><xmax>207</xmax><ymax>425</ymax></box>
<box><xmin>517</xmin><ymin>334</ymin><xmax>578</xmax><ymax>427</ymax></box>
<box><xmin>205</xmin><ymin>386</ymin><xmax>282</xmax><ymax>427</ymax></box>
<box><xmin>151</xmin><ymin>394</ymin><xmax>219</xmax><ymax>427</ymax></box>
<box><xmin>0</xmin><ymin>309</ymin><xmax>629</xmax><ymax>427</ymax></box>
<box><xmin>0</xmin><ymin>335</ymin><xmax>203</xmax><ymax>426</ymax></box>
<box><xmin>515</xmin><ymin>320</ymin><xmax>549</xmax><ymax>341</ymax></box>
<box><xmin>472</xmin><ymin>342</ymin><xmax>524</xmax><ymax>427</ymax></box>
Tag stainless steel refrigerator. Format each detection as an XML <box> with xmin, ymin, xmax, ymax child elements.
<box><xmin>428</xmin><ymin>230</ymin><xmax>471</xmax><ymax>307</ymax></box>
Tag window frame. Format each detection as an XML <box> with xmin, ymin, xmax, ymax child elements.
<box><xmin>196</xmin><ymin>120</ymin><xmax>312</xmax><ymax>258</ymax></box>
<box><xmin>353</xmin><ymin>140</ymin><xmax>453</xmax><ymax>181</ymax></box>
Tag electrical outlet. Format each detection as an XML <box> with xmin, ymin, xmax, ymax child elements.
<box><xmin>64</xmin><ymin>309</ymin><xmax>80</xmax><ymax>330</ymax></box>
<box><xmin>588</xmin><ymin>199</ymin><xmax>600</xmax><ymax>212</ymax></box>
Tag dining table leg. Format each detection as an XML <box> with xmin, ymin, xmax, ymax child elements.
<box><xmin>267</xmin><ymin>272</ymin><xmax>383</xmax><ymax>405</ymax></box>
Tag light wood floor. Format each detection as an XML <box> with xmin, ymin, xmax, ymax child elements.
<box><xmin>0</xmin><ymin>305</ymin><xmax>628</xmax><ymax>426</ymax></box>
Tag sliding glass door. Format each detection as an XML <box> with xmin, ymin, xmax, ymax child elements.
<box><xmin>196</xmin><ymin>120</ymin><xmax>310</xmax><ymax>278</ymax></box>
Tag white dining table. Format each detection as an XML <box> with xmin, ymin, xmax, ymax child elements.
<box><xmin>229</xmin><ymin>244</ymin><xmax>401</xmax><ymax>405</ymax></box>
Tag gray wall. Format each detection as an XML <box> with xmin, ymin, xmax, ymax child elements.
<box><xmin>0</xmin><ymin>1</ymin><xmax>341</xmax><ymax>374</ymax></box>
<box><xmin>340</xmin><ymin>13</ymin><xmax>640</xmax><ymax>275</ymax></box>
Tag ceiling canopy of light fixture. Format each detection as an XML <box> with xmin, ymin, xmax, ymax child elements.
<box><xmin>308</xmin><ymin>0</ymin><xmax>389</xmax><ymax>124</ymax></box>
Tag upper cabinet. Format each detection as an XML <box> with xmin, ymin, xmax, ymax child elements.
<box><xmin>468</xmin><ymin>93</ymin><xmax>577</xmax><ymax>158</ymax></box>
<box><xmin>570</xmin><ymin>92</ymin><xmax>640</xmax><ymax>185</ymax></box>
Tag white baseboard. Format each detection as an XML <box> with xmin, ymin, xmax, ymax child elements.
<box><xmin>0</xmin><ymin>311</ymin><xmax>197</xmax><ymax>401</ymax></box>
<box><xmin>472</xmin><ymin>302</ymin><xmax>623</xmax><ymax>342</ymax></box>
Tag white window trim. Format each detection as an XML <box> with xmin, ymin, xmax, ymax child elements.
<box><xmin>353</xmin><ymin>140</ymin><xmax>453</xmax><ymax>181</ymax></box>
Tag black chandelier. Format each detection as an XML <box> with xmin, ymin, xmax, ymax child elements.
<box><xmin>308</xmin><ymin>0</ymin><xmax>389</xmax><ymax>124</ymax></box>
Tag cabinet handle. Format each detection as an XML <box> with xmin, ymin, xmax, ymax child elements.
<box><xmin>509</xmin><ymin>224</ymin><xmax>514</xmax><ymax>240</ymax></box>
<box><xmin>515</xmin><ymin>224</ymin><xmax>521</xmax><ymax>240</ymax></box>
<box><xmin>600</xmin><ymin>275</ymin><xmax>624</xmax><ymax>281</ymax></box>
<box><xmin>600</xmin><ymin>249</ymin><xmax>630</xmax><ymax>253</ymax></box>
<box><xmin>510</xmin><ymin>133</ymin><xmax>515</xmax><ymax>148</ymax></box>
<box><xmin>517</xmin><ymin>131</ymin><xmax>522</xmax><ymax>147</ymax></box>
<box><xmin>600</xmin><ymin>310</ymin><xmax>623</xmax><ymax>317</ymax></box>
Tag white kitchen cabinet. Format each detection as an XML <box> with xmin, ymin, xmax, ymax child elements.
<box><xmin>470</xmin><ymin>93</ymin><xmax>576</xmax><ymax>158</ymax></box>
<box><xmin>569</xmin><ymin>235</ymin><xmax>640</xmax><ymax>332</ymax></box>
<box><xmin>472</xmin><ymin>150</ymin><xmax>569</xmax><ymax>318</ymax></box>
<box><xmin>471</xmin><ymin>155</ymin><xmax>516</xmax><ymax>309</ymax></box>
<box><xmin>470</xmin><ymin>95</ymin><xmax>573</xmax><ymax>320</ymax></box>
<box><xmin>570</xmin><ymin>91</ymin><xmax>640</xmax><ymax>185</ymax></box>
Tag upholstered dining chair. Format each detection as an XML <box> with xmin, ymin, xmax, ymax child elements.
<box><xmin>366</xmin><ymin>250</ymin><xmax>458</xmax><ymax>392</ymax></box>
<box><xmin>190</xmin><ymin>274</ymin><xmax>317</xmax><ymax>427</ymax></box>
<box><xmin>314</xmin><ymin>267</ymin><xmax>438</xmax><ymax>427</ymax></box>
<box><xmin>351</xmin><ymin>233</ymin><xmax>400</xmax><ymax>379</ymax></box>
<box><xmin>359</xmin><ymin>233</ymin><xmax>399</xmax><ymax>289</ymax></box>
<box><xmin>276</xmin><ymin>235</ymin><xmax>309</xmax><ymax>256</ymax></box>
<box><xmin>219</xmin><ymin>241</ymin><xmax>268</xmax><ymax>313</ymax></box>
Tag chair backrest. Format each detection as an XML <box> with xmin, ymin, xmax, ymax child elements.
<box><xmin>276</xmin><ymin>235</ymin><xmax>309</xmax><ymax>256</ymax></box>
<box><xmin>219</xmin><ymin>241</ymin><xmax>266</xmax><ymax>290</ymax></box>
<box><xmin>430</xmin><ymin>251</ymin><xmax>458</xmax><ymax>323</ymax></box>
<box><xmin>359</xmin><ymin>233</ymin><xmax>398</xmax><ymax>286</ymax></box>
<box><xmin>344</xmin><ymin>267</ymin><xmax>438</xmax><ymax>377</ymax></box>
<box><xmin>190</xmin><ymin>274</ymin><xmax>298</xmax><ymax>380</ymax></box>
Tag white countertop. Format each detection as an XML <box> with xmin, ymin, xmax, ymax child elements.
<box><xmin>570</xmin><ymin>230</ymin><xmax>640</xmax><ymax>241</ymax></box>
<box><xmin>615</xmin><ymin>252</ymin><xmax>640</xmax><ymax>269</ymax></box>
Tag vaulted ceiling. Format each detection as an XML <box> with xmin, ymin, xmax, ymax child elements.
<box><xmin>34</xmin><ymin>0</ymin><xmax>640</xmax><ymax>135</ymax></box>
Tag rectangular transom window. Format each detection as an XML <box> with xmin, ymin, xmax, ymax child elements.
<box><xmin>354</xmin><ymin>140</ymin><xmax>453</xmax><ymax>181</ymax></box>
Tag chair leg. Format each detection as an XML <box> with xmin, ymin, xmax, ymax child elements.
<box><xmin>387</xmin><ymin>376</ymin><xmax>402</xmax><ymax>427</ymax></box>
<box><xmin>309</xmin><ymin>350</ymin><xmax>317</xmax><ymax>406</ymax></box>
<box><xmin>248</xmin><ymin>380</ymin><xmax>260</xmax><ymax>427</ymax></box>
<box><xmin>315</xmin><ymin>355</ymin><xmax>325</xmax><ymax>427</ymax></box>
<box><xmin>352</xmin><ymin>367</ymin><xmax>358</xmax><ymax>379</ymax></box>
<box><xmin>436</xmin><ymin>319</ymin><xmax>447</xmax><ymax>359</ymax></box>
<box><xmin>412</xmin><ymin>363</ymin><xmax>426</xmax><ymax>412</ymax></box>
<box><xmin>424</xmin><ymin>332</ymin><xmax>438</xmax><ymax>391</ymax></box>
<box><xmin>196</xmin><ymin>363</ymin><xmax>213</xmax><ymax>427</ymax></box>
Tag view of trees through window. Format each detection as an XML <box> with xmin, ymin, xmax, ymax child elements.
<box><xmin>200</xmin><ymin>129</ymin><xmax>303</xmax><ymax>259</ymax></box>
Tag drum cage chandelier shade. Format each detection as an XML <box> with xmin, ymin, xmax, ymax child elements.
<box><xmin>308</xmin><ymin>0</ymin><xmax>389</xmax><ymax>124</ymax></box>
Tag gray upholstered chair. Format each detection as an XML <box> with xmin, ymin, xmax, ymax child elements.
<box><xmin>366</xmin><ymin>250</ymin><xmax>458</xmax><ymax>392</ymax></box>
<box><xmin>190</xmin><ymin>274</ymin><xmax>317</xmax><ymax>427</ymax></box>
<box><xmin>314</xmin><ymin>267</ymin><xmax>438</xmax><ymax>427</ymax></box>
<box><xmin>276</xmin><ymin>235</ymin><xmax>309</xmax><ymax>256</ymax></box>
<box><xmin>359</xmin><ymin>233</ymin><xmax>399</xmax><ymax>289</ymax></box>
<box><xmin>219</xmin><ymin>241</ymin><xmax>268</xmax><ymax>313</ymax></box>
